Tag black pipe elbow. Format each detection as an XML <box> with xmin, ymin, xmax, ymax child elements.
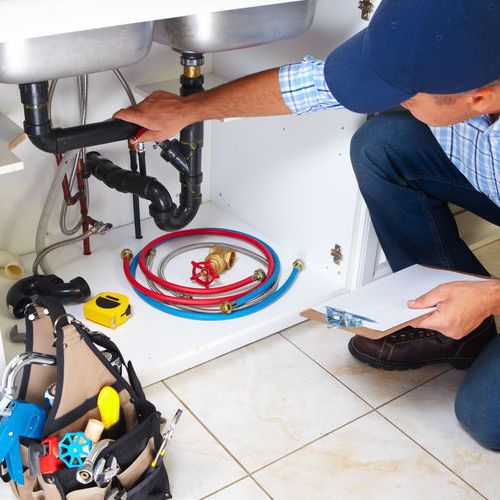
<box><xmin>6</xmin><ymin>274</ymin><xmax>91</xmax><ymax>318</ymax></box>
<box><xmin>19</xmin><ymin>82</ymin><xmax>140</xmax><ymax>154</ymax></box>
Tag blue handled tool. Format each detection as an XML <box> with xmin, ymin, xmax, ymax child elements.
<box><xmin>0</xmin><ymin>400</ymin><xmax>46</xmax><ymax>484</ymax></box>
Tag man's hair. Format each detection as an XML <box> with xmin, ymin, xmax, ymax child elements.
<box><xmin>433</xmin><ymin>77</ymin><xmax>500</xmax><ymax>105</ymax></box>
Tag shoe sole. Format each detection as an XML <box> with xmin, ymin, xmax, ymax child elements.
<box><xmin>347</xmin><ymin>338</ymin><xmax>474</xmax><ymax>371</ymax></box>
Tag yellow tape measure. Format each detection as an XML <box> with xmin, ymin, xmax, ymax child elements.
<box><xmin>83</xmin><ymin>292</ymin><xmax>131</xmax><ymax>329</ymax></box>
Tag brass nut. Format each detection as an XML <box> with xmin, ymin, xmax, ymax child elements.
<box><xmin>121</xmin><ymin>248</ymin><xmax>133</xmax><ymax>260</ymax></box>
<box><xmin>220</xmin><ymin>301</ymin><xmax>236</xmax><ymax>315</ymax></box>
<box><xmin>184</xmin><ymin>66</ymin><xmax>201</xmax><ymax>78</ymax></box>
<box><xmin>253</xmin><ymin>269</ymin><xmax>266</xmax><ymax>281</ymax></box>
<box><xmin>293</xmin><ymin>259</ymin><xmax>305</xmax><ymax>271</ymax></box>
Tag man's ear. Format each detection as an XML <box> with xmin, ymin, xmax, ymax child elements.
<box><xmin>468</xmin><ymin>86</ymin><xmax>498</xmax><ymax>114</ymax></box>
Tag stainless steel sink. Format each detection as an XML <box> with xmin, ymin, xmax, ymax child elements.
<box><xmin>0</xmin><ymin>22</ymin><xmax>153</xmax><ymax>84</ymax></box>
<box><xmin>153</xmin><ymin>0</ymin><xmax>316</xmax><ymax>53</ymax></box>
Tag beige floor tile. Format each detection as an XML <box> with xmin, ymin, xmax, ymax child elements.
<box><xmin>144</xmin><ymin>383</ymin><xmax>246</xmax><ymax>500</ymax></box>
<box><xmin>205</xmin><ymin>477</ymin><xmax>270</xmax><ymax>499</ymax></box>
<box><xmin>281</xmin><ymin>320</ymin><xmax>448</xmax><ymax>407</ymax></box>
<box><xmin>253</xmin><ymin>412</ymin><xmax>480</xmax><ymax>500</ymax></box>
<box><xmin>474</xmin><ymin>240</ymin><xmax>500</xmax><ymax>278</ymax></box>
<box><xmin>379</xmin><ymin>370</ymin><xmax>500</xmax><ymax>500</ymax></box>
<box><xmin>165</xmin><ymin>334</ymin><xmax>370</xmax><ymax>471</ymax></box>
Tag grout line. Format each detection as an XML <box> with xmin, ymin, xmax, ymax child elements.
<box><xmin>376</xmin><ymin>411</ymin><xmax>488</xmax><ymax>499</ymax></box>
<box><xmin>374</xmin><ymin>367</ymin><xmax>453</xmax><ymax>410</ymax></box>
<box><xmin>279</xmin><ymin>331</ymin><xmax>376</xmax><ymax>409</ymax></box>
<box><xmin>248</xmin><ymin>408</ymin><xmax>375</xmax><ymax>475</ymax></box>
<box><xmin>249</xmin><ymin>475</ymin><xmax>273</xmax><ymax>499</ymax></box>
<box><xmin>197</xmin><ymin>476</ymin><xmax>250</xmax><ymax>500</ymax></box>
<box><xmin>160</xmin><ymin>380</ymin><xmax>251</xmax><ymax>475</ymax></box>
<box><xmin>197</xmin><ymin>475</ymin><xmax>272</xmax><ymax>500</ymax></box>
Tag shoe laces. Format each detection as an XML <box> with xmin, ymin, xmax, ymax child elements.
<box><xmin>389</xmin><ymin>328</ymin><xmax>436</xmax><ymax>341</ymax></box>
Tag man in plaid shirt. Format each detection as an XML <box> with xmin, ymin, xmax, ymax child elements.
<box><xmin>116</xmin><ymin>0</ymin><xmax>500</xmax><ymax>448</ymax></box>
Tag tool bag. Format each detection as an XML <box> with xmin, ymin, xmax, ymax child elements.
<box><xmin>3</xmin><ymin>296</ymin><xmax>171</xmax><ymax>499</ymax></box>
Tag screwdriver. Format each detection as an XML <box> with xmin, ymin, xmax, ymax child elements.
<box><xmin>151</xmin><ymin>409</ymin><xmax>182</xmax><ymax>467</ymax></box>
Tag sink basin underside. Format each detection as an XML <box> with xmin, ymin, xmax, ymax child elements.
<box><xmin>0</xmin><ymin>22</ymin><xmax>153</xmax><ymax>84</ymax></box>
<box><xmin>154</xmin><ymin>0</ymin><xmax>316</xmax><ymax>53</ymax></box>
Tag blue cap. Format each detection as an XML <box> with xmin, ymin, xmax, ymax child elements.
<box><xmin>324</xmin><ymin>0</ymin><xmax>500</xmax><ymax>113</ymax></box>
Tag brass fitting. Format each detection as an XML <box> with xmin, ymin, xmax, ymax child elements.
<box><xmin>220</xmin><ymin>301</ymin><xmax>236</xmax><ymax>315</ymax></box>
<box><xmin>205</xmin><ymin>245</ymin><xmax>236</xmax><ymax>276</ymax></box>
<box><xmin>293</xmin><ymin>259</ymin><xmax>305</xmax><ymax>272</ymax></box>
<box><xmin>184</xmin><ymin>66</ymin><xmax>201</xmax><ymax>78</ymax></box>
<box><xmin>128</xmin><ymin>138</ymin><xmax>138</xmax><ymax>151</ymax></box>
<box><xmin>121</xmin><ymin>249</ymin><xmax>133</xmax><ymax>260</ymax></box>
<box><xmin>253</xmin><ymin>268</ymin><xmax>266</xmax><ymax>282</ymax></box>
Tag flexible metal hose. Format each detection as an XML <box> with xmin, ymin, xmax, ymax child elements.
<box><xmin>33</xmin><ymin>222</ymin><xmax>111</xmax><ymax>275</ymax></box>
<box><xmin>144</xmin><ymin>241</ymin><xmax>278</xmax><ymax>313</ymax></box>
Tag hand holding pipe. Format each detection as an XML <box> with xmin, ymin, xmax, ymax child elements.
<box><xmin>19</xmin><ymin>82</ymin><xmax>141</xmax><ymax>155</ymax></box>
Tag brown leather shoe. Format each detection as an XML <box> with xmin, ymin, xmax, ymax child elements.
<box><xmin>348</xmin><ymin>316</ymin><xmax>497</xmax><ymax>370</ymax></box>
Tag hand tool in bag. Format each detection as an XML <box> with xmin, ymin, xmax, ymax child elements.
<box><xmin>29</xmin><ymin>437</ymin><xmax>65</xmax><ymax>475</ymax></box>
<box><xmin>0</xmin><ymin>352</ymin><xmax>57</xmax><ymax>415</ymax></box>
<box><xmin>98</xmin><ymin>386</ymin><xmax>121</xmax><ymax>429</ymax></box>
<box><xmin>58</xmin><ymin>432</ymin><xmax>92</xmax><ymax>468</ymax></box>
<box><xmin>94</xmin><ymin>454</ymin><xmax>120</xmax><ymax>488</ymax></box>
<box><xmin>76</xmin><ymin>438</ymin><xmax>112</xmax><ymax>484</ymax></box>
<box><xmin>151</xmin><ymin>408</ymin><xmax>182</xmax><ymax>468</ymax></box>
<box><xmin>84</xmin><ymin>418</ymin><xmax>105</xmax><ymax>445</ymax></box>
<box><xmin>0</xmin><ymin>352</ymin><xmax>56</xmax><ymax>484</ymax></box>
<box><xmin>0</xmin><ymin>400</ymin><xmax>46</xmax><ymax>484</ymax></box>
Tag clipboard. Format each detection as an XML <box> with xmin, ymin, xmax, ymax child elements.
<box><xmin>300</xmin><ymin>265</ymin><xmax>491</xmax><ymax>340</ymax></box>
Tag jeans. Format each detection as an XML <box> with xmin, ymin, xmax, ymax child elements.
<box><xmin>350</xmin><ymin>110</ymin><xmax>500</xmax><ymax>449</ymax></box>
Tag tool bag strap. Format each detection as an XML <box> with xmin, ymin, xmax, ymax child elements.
<box><xmin>17</xmin><ymin>297</ymin><xmax>65</xmax><ymax>405</ymax></box>
<box><xmin>86</xmin><ymin>332</ymin><xmax>146</xmax><ymax>401</ymax></box>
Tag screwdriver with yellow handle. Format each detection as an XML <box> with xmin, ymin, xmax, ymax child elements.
<box><xmin>97</xmin><ymin>386</ymin><xmax>120</xmax><ymax>430</ymax></box>
<box><xmin>151</xmin><ymin>409</ymin><xmax>182</xmax><ymax>468</ymax></box>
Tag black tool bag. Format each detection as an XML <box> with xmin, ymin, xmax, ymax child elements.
<box><xmin>5</xmin><ymin>296</ymin><xmax>171</xmax><ymax>500</ymax></box>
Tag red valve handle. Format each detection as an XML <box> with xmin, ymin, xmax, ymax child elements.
<box><xmin>190</xmin><ymin>260</ymin><xmax>220</xmax><ymax>288</ymax></box>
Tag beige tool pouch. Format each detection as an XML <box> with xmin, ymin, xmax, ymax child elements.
<box><xmin>4</xmin><ymin>297</ymin><xmax>171</xmax><ymax>500</ymax></box>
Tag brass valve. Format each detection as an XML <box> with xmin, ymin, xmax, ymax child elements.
<box><xmin>205</xmin><ymin>245</ymin><xmax>236</xmax><ymax>276</ymax></box>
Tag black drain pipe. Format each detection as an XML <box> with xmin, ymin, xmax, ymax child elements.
<box><xmin>85</xmin><ymin>52</ymin><xmax>205</xmax><ymax>231</ymax></box>
<box><xmin>19</xmin><ymin>81</ymin><xmax>140</xmax><ymax>155</ymax></box>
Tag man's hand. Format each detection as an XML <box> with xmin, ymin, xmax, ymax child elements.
<box><xmin>407</xmin><ymin>280</ymin><xmax>500</xmax><ymax>339</ymax></box>
<box><xmin>114</xmin><ymin>91</ymin><xmax>191</xmax><ymax>142</ymax></box>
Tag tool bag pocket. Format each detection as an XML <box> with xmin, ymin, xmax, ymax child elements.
<box><xmin>4</xmin><ymin>298</ymin><xmax>171</xmax><ymax>500</ymax></box>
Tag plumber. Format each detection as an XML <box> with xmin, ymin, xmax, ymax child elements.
<box><xmin>115</xmin><ymin>0</ymin><xmax>500</xmax><ymax>449</ymax></box>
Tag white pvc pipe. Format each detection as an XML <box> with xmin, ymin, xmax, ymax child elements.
<box><xmin>0</xmin><ymin>250</ymin><xmax>24</xmax><ymax>280</ymax></box>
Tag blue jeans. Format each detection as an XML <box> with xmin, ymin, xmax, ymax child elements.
<box><xmin>350</xmin><ymin>110</ymin><xmax>500</xmax><ymax>449</ymax></box>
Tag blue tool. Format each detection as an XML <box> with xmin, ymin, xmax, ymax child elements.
<box><xmin>0</xmin><ymin>400</ymin><xmax>46</xmax><ymax>484</ymax></box>
<box><xmin>325</xmin><ymin>306</ymin><xmax>378</xmax><ymax>328</ymax></box>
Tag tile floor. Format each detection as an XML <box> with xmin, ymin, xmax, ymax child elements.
<box><xmin>0</xmin><ymin>240</ymin><xmax>498</xmax><ymax>499</ymax></box>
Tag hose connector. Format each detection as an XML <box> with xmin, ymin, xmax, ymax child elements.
<box><xmin>293</xmin><ymin>259</ymin><xmax>305</xmax><ymax>272</ymax></box>
<box><xmin>205</xmin><ymin>245</ymin><xmax>236</xmax><ymax>276</ymax></box>
<box><xmin>252</xmin><ymin>269</ymin><xmax>266</xmax><ymax>282</ymax></box>
<box><xmin>121</xmin><ymin>249</ymin><xmax>133</xmax><ymax>261</ymax></box>
<box><xmin>220</xmin><ymin>301</ymin><xmax>237</xmax><ymax>315</ymax></box>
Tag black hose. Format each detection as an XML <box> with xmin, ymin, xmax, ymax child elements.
<box><xmin>19</xmin><ymin>82</ymin><xmax>140</xmax><ymax>154</ymax></box>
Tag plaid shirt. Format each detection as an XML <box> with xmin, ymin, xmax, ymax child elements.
<box><xmin>279</xmin><ymin>56</ymin><xmax>500</xmax><ymax>208</ymax></box>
